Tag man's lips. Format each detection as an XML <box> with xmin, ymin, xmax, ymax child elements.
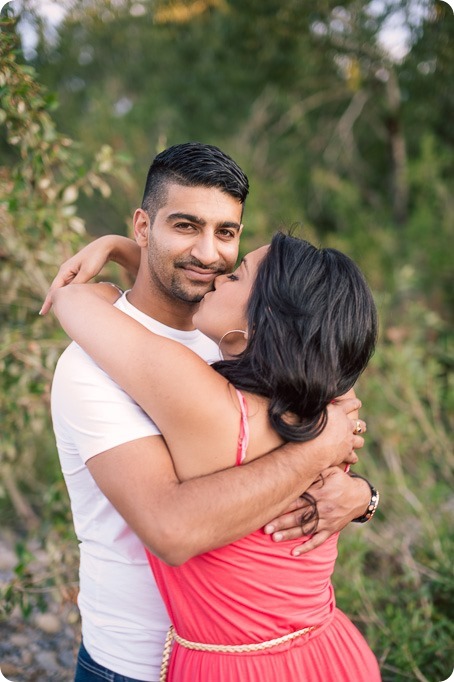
<box><xmin>180</xmin><ymin>266</ymin><xmax>220</xmax><ymax>283</ymax></box>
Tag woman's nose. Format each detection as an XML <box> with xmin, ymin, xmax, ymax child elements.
<box><xmin>213</xmin><ymin>273</ymin><xmax>227</xmax><ymax>289</ymax></box>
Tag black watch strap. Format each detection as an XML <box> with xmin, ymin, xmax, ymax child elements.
<box><xmin>349</xmin><ymin>472</ymin><xmax>380</xmax><ymax>523</ymax></box>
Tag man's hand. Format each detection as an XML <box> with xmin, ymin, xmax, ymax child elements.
<box><xmin>263</xmin><ymin>467</ymin><xmax>371</xmax><ymax>555</ymax></box>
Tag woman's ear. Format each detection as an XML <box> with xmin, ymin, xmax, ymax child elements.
<box><xmin>133</xmin><ymin>209</ymin><xmax>150</xmax><ymax>247</ymax></box>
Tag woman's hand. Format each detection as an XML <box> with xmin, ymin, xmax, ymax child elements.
<box><xmin>40</xmin><ymin>235</ymin><xmax>140</xmax><ymax>315</ymax></box>
<box><xmin>332</xmin><ymin>387</ymin><xmax>364</xmax><ymax>471</ymax></box>
<box><xmin>332</xmin><ymin>388</ymin><xmax>360</xmax><ymax>418</ymax></box>
<box><xmin>321</xmin><ymin>397</ymin><xmax>365</xmax><ymax>469</ymax></box>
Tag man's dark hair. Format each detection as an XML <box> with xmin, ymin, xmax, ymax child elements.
<box><xmin>141</xmin><ymin>142</ymin><xmax>249</xmax><ymax>222</ymax></box>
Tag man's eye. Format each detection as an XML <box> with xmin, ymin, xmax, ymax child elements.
<box><xmin>218</xmin><ymin>229</ymin><xmax>236</xmax><ymax>239</ymax></box>
<box><xmin>227</xmin><ymin>274</ymin><xmax>239</xmax><ymax>281</ymax></box>
<box><xmin>175</xmin><ymin>223</ymin><xmax>194</xmax><ymax>230</ymax></box>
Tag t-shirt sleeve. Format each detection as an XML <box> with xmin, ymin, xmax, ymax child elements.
<box><xmin>51</xmin><ymin>342</ymin><xmax>160</xmax><ymax>463</ymax></box>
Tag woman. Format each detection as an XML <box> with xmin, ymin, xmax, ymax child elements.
<box><xmin>51</xmin><ymin>232</ymin><xmax>380</xmax><ymax>681</ymax></box>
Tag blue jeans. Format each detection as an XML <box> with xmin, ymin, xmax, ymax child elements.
<box><xmin>75</xmin><ymin>641</ymin><xmax>149</xmax><ymax>682</ymax></box>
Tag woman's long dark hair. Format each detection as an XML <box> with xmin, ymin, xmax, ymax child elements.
<box><xmin>213</xmin><ymin>232</ymin><xmax>378</xmax><ymax>444</ymax></box>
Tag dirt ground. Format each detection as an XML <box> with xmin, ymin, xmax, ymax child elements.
<box><xmin>0</xmin><ymin>533</ymin><xmax>81</xmax><ymax>682</ymax></box>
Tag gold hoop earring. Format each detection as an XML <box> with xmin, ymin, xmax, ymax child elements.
<box><xmin>218</xmin><ymin>329</ymin><xmax>248</xmax><ymax>358</ymax></box>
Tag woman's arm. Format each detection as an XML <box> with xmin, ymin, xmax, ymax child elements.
<box><xmin>52</xmin><ymin>284</ymin><xmax>256</xmax><ymax>480</ymax></box>
<box><xmin>40</xmin><ymin>235</ymin><xmax>140</xmax><ymax>314</ymax></box>
<box><xmin>52</xmin><ymin>284</ymin><xmax>357</xmax><ymax>481</ymax></box>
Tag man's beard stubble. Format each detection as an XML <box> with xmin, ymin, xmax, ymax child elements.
<box><xmin>147</xmin><ymin>255</ymin><xmax>218</xmax><ymax>305</ymax></box>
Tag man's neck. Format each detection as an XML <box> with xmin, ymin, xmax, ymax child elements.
<box><xmin>126</xmin><ymin>280</ymin><xmax>199</xmax><ymax>332</ymax></box>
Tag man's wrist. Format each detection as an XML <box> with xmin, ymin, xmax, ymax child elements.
<box><xmin>279</xmin><ymin>440</ymin><xmax>329</xmax><ymax>483</ymax></box>
<box><xmin>349</xmin><ymin>472</ymin><xmax>379</xmax><ymax>523</ymax></box>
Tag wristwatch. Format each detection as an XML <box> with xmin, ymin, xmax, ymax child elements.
<box><xmin>349</xmin><ymin>472</ymin><xmax>380</xmax><ymax>523</ymax></box>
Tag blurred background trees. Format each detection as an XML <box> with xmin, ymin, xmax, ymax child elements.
<box><xmin>1</xmin><ymin>1</ymin><xmax>452</xmax><ymax>680</ymax></box>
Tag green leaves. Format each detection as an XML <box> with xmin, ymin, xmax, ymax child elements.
<box><xmin>0</xmin><ymin>17</ymin><xmax>131</xmax><ymax>531</ymax></box>
<box><xmin>0</xmin><ymin>20</ymin><xmax>132</xmax><ymax>621</ymax></box>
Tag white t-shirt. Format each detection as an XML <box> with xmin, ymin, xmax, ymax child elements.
<box><xmin>51</xmin><ymin>293</ymin><xmax>220</xmax><ymax>681</ymax></box>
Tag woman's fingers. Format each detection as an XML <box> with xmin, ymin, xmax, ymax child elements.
<box><xmin>40</xmin><ymin>266</ymin><xmax>79</xmax><ymax>315</ymax></box>
<box><xmin>334</xmin><ymin>396</ymin><xmax>362</xmax><ymax>414</ymax></box>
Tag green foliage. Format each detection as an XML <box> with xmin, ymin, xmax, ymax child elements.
<box><xmin>0</xmin><ymin>17</ymin><xmax>130</xmax><ymax>546</ymax></box>
<box><xmin>23</xmin><ymin>1</ymin><xmax>453</xmax><ymax>316</ymax></box>
<box><xmin>334</xmin><ymin>300</ymin><xmax>453</xmax><ymax>681</ymax></box>
<box><xmin>0</xmin><ymin>520</ymin><xmax>79</xmax><ymax>620</ymax></box>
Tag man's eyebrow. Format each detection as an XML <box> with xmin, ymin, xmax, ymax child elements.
<box><xmin>167</xmin><ymin>212</ymin><xmax>206</xmax><ymax>225</ymax></box>
<box><xmin>166</xmin><ymin>213</ymin><xmax>241</xmax><ymax>230</ymax></box>
<box><xmin>220</xmin><ymin>221</ymin><xmax>242</xmax><ymax>231</ymax></box>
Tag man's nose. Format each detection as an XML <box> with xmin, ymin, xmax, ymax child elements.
<box><xmin>190</xmin><ymin>234</ymin><xmax>219</xmax><ymax>265</ymax></box>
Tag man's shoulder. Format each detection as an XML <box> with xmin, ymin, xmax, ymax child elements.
<box><xmin>51</xmin><ymin>339</ymin><xmax>160</xmax><ymax>442</ymax></box>
<box><xmin>52</xmin><ymin>341</ymin><xmax>123</xmax><ymax>399</ymax></box>
<box><xmin>54</xmin><ymin>340</ymin><xmax>104</xmax><ymax>377</ymax></box>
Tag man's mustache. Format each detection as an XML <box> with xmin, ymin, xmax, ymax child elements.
<box><xmin>175</xmin><ymin>258</ymin><xmax>227</xmax><ymax>275</ymax></box>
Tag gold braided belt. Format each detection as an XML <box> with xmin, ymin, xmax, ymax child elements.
<box><xmin>160</xmin><ymin>623</ymin><xmax>321</xmax><ymax>681</ymax></box>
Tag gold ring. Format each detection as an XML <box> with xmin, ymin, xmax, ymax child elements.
<box><xmin>354</xmin><ymin>420</ymin><xmax>362</xmax><ymax>434</ymax></box>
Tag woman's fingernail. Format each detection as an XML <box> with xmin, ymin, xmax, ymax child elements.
<box><xmin>272</xmin><ymin>532</ymin><xmax>283</xmax><ymax>542</ymax></box>
<box><xmin>264</xmin><ymin>525</ymin><xmax>275</xmax><ymax>534</ymax></box>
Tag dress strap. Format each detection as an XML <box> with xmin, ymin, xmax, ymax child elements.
<box><xmin>234</xmin><ymin>388</ymin><xmax>249</xmax><ymax>466</ymax></box>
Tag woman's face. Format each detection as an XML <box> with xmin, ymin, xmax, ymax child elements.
<box><xmin>193</xmin><ymin>245</ymin><xmax>269</xmax><ymax>351</ymax></box>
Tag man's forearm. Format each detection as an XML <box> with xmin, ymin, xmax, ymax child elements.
<box><xmin>148</xmin><ymin>440</ymin><xmax>329</xmax><ymax>565</ymax></box>
<box><xmin>95</xmin><ymin>400</ymin><xmax>361</xmax><ymax>565</ymax></box>
<box><xmin>145</xmin><ymin>401</ymin><xmax>361</xmax><ymax>564</ymax></box>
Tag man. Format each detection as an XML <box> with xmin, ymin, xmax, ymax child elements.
<box><xmin>48</xmin><ymin>143</ymin><xmax>373</xmax><ymax>682</ymax></box>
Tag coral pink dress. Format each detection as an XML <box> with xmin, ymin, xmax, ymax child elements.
<box><xmin>146</xmin><ymin>391</ymin><xmax>381</xmax><ymax>681</ymax></box>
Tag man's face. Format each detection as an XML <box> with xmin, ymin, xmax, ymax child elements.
<box><xmin>145</xmin><ymin>183</ymin><xmax>243</xmax><ymax>304</ymax></box>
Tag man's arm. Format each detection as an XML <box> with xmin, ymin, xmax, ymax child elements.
<box><xmin>52</xmin><ymin>310</ymin><xmax>365</xmax><ymax>568</ymax></box>
<box><xmin>87</xmin><ymin>398</ymin><xmax>363</xmax><ymax>567</ymax></box>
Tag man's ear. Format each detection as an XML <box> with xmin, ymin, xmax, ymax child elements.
<box><xmin>133</xmin><ymin>209</ymin><xmax>150</xmax><ymax>246</ymax></box>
